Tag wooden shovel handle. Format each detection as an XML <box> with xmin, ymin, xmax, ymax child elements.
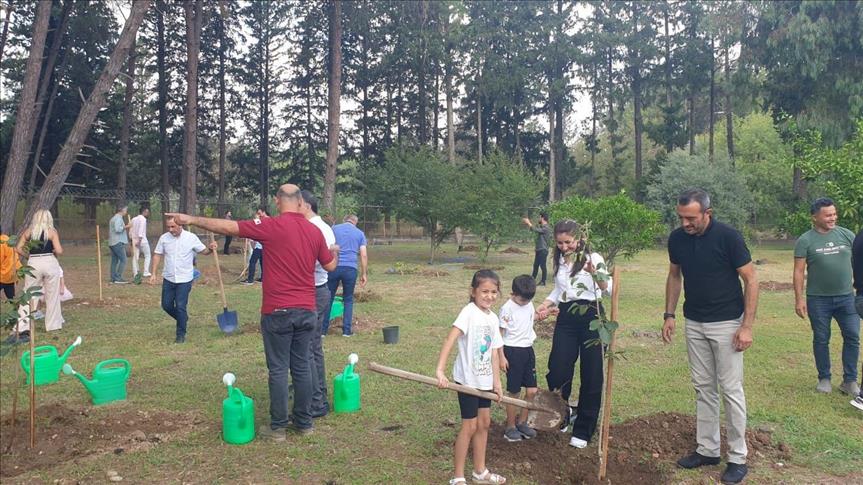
<box><xmin>368</xmin><ymin>362</ymin><xmax>547</xmax><ymax>412</ymax></box>
<box><xmin>209</xmin><ymin>233</ymin><xmax>228</xmax><ymax>308</ymax></box>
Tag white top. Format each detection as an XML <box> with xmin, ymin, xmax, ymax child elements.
<box><xmin>546</xmin><ymin>252</ymin><xmax>612</xmax><ymax>303</ymax></box>
<box><xmin>452</xmin><ymin>302</ymin><xmax>504</xmax><ymax>391</ymax></box>
<box><xmin>309</xmin><ymin>215</ymin><xmax>335</xmax><ymax>286</ymax></box>
<box><xmin>130</xmin><ymin>215</ymin><xmax>147</xmax><ymax>240</ymax></box>
<box><xmin>499</xmin><ymin>298</ymin><xmax>536</xmax><ymax>348</ymax></box>
<box><xmin>154</xmin><ymin>230</ymin><xmax>206</xmax><ymax>283</ymax></box>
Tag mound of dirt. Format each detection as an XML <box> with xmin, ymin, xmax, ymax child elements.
<box><xmin>760</xmin><ymin>280</ymin><xmax>794</xmax><ymax>291</ymax></box>
<box><xmin>0</xmin><ymin>403</ymin><xmax>196</xmax><ymax>478</ymax></box>
<box><xmin>501</xmin><ymin>246</ymin><xmax>528</xmax><ymax>254</ymax></box>
<box><xmin>459</xmin><ymin>245</ymin><xmax>480</xmax><ymax>252</ymax></box>
<box><xmin>534</xmin><ymin>317</ymin><xmax>557</xmax><ymax>339</ymax></box>
<box><xmin>464</xmin><ymin>264</ymin><xmax>506</xmax><ymax>271</ymax></box>
<box><xmin>483</xmin><ymin>412</ymin><xmax>788</xmax><ymax>484</ymax></box>
<box><xmin>354</xmin><ymin>289</ymin><xmax>383</xmax><ymax>303</ymax></box>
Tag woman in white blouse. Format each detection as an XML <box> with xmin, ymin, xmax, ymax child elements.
<box><xmin>535</xmin><ymin>219</ymin><xmax>612</xmax><ymax>450</ymax></box>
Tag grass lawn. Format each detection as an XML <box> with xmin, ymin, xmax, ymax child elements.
<box><xmin>1</xmin><ymin>240</ymin><xmax>861</xmax><ymax>484</ymax></box>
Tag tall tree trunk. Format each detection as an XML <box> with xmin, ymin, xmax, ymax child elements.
<box><xmin>417</xmin><ymin>0</ymin><xmax>428</xmax><ymax>144</ymax></box>
<box><xmin>724</xmin><ymin>46</ymin><xmax>734</xmax><ymax>164</ymax></box>
<box><xmin>27</xmin><ymin>72</ymin><xmax>60</xmax><ymax>195</ymax></box>
<box><xmin>708</xmin><ymin>36</ymin><xmax>715</xmax><ymax>163</ymax></box>
<box><xmin>548</xmin><ymin>100</ymin><xmax>556</xmax><ymax>202</ymax></box>
<box><xmin>182</xmin><ymin>0</ymin><xmax>201</xmax><ymax>215</ymax></box>
<box><xmin>26</xmin><ymin>0</ymin><xmax>73</xmax><ymax>196</ymax></box>
<box><xmin>306</xmin><ymin>84</ymin><xmax>314</xmax><ymax>187</ymax></box>
<box><xmin>396</xmin><ymin>77</ymin><xmax>403</xmax><ymax>144</ymax></box>
<box><xmin>0</xmin><ymin>2</ymin><xmax>13</xmax><ymax>65</ymax></box>
<box><xmin>157</xmin><ymin>0</ymin><xmax>170</xmax><ymax>228</ymax></box>
<box><xmin>687</xmin><ymin>96</ymin><xmax>695</xmax><ymax>155</ymax></box>
<box><xmin>0</xmin><ymin>0</ymin><xmax>51</xmax><ymax>234</ymax></box>
<box><xmin>433</xmin><ymin>69</ymin><xmax>439</xmax><ymax>149</ymax></box>
<box><xmin>445</xmin><ymin>13</ymin><xmax>455</xmax><ymax>164</ymax></box>
<box><xmin>217</xmin><ymin>11</ymin><xmax>227</xmax><ymax>212</ymax></box>
<box><xmin>476</xmin><ymin>84</ymin><xmax>482</xmax><ymax>164</ymax></box>
<box><xmin>260</xmin><ymin>18</ymin><xmax>270</xmax><ymax>208</ymax></box>
<box><xmin>323</xmin><ymin>0</ymin><xmax>342</xmax><ymax>215</ymax></box>
<box><xmin>606</xmin><ymin>49</ymin><xmax>620</xmax><ymax>177</ymax></box>
<box><xmin>23</xmin><ymin>1</ymin><xmax>152</xmax><ymax>228</ymax></box>
<box><xmin>118</xmin><ymin>39</ymin><xmax>137</xmax><ymax>205</ymax></box>
<box><xmin>385</xmin><ymin>79</ymin><xmax>393</xmax><ymax>145</ymax></box>
<box><xmin>664</xmin><ymin>5</ymin><xmax>672</xmax><ymax>107</ymax></box>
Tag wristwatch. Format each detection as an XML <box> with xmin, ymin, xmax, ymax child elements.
<box><xmin>663</xmin><ymin>312</ymin><xmax>676</xmax><ymax>320</ymax></box>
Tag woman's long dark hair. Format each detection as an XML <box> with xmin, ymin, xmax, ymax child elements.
<box><xmin>551</xmin><ymin>220</ymin><xmax>590</xmax><ymax>279</ymax></box>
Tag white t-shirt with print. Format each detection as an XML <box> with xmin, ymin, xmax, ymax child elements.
<box><xmin>499</xmin><ymin>298</ymin><xmax>536</xmax><ymax>348</ymax></box>
<box><xmin>452</xmin><ymin>302</ymin><xmax>504</xmax><ymax>391</ymax></box>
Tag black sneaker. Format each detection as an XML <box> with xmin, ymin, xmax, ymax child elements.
<box><xmin>677</xmin><ymin>451</ymin><xmax>721</xmax><ymax>469</ymax></box>
<box><xmin>720</xmin><ymin>463</ymin><xmax>748</xmax><ymax>484</ymax></box>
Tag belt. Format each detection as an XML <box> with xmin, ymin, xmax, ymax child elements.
<box><xmin>28</xmin><ymin>253</ymin><xmax>54</xmax><ymax>258</ymax></box>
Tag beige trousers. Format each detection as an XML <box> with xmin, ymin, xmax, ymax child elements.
<box><xmin>16</xmin><ymin>255</ymin><xmax>63</xmax><ymax>333</ymax></box>
<box><xmin>685</xmin><ymin>317</ymin><xmax>748</xmax><ymax>464</ymax></box>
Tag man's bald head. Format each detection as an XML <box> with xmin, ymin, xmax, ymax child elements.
<box><xmin>274</xmin><ymin>184</ymin><xmax>303</xmax><ymax>213</ymax></box>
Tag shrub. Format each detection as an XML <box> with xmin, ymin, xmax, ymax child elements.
<box><xmin>548</xmin><ymin>193</ymin><xmax>664</xmax><ymax>265</ymax></box>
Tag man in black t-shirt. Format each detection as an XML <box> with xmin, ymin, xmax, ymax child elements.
<box><xmin>662</xmin><ymin>188</ymin><xmax>759</xmax><ymax>485</ymax></box>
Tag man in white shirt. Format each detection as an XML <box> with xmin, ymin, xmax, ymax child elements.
<box><xmin>300</xmin><ymin>190</ymin><xmax>338</xmax><ymax>418</ymax></box>
<box><xmin>130</xmin><ymin>206</ymin><xmax>152</xmax><ymax>278</ymax></box>
<box><xmin>149</xmin><ymin>216</ymin><xmax>216</xmax><ymax>343</ymax></box>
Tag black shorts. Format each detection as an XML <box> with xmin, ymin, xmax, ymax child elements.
<box><xmin>1</xmin><ymin>283</ymin><xmax>14</xmax><ymax>300</ymax></box>
<box><xmin>503</xmin><ymin>346</ymin><xmax>537</xmax><ymax>394</ymax></box>
<box><xmin>455</xmin><ymin>382</ymin><xmax>491</xmax><ymax>419</ymax></box>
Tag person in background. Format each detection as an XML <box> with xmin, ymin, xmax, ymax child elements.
<box><xmin>14</xmin><ymin>209</ymin><xmax>66</xmax><ymax>341</ymax></box>
<box><xmin>793</xmin><ymin>197</ymin><xmax>860</xmax><ymax>396</ymax></box>
<box><xmin>322</xmin><ymin>214</ymin><xmax>368</xmax><ymax>337</ymax></box>
<box><xmin>1</xmin><ymin>233</ymin><xmax>20</xmax><ymax>301</ymax></box>
<box><xmin>244</xmin><ymin>206</ymin><xmax>268</xmax><ymax>285</ymax></box>
<box><xmin>662</xmin><ymin>188</ymin><xmax>757</xmax><ymax>485</ymax></box>
<box><xmin>130</xmin><ymin>205</ymin><xmax>152</xmax><ymax>278</ymax></box>
<box><xmin>850</xmin><ymin>228</ymin><xmax>862</xmax><ymax>411</ymax></box>
<box><xmin>522</xmin><ymin>212</ymin><xmax>551</xmax><ymax>286</ymax></box>
<box><xmin>222</xmin><ymin>210</ymin><xmax>233</xmax><ymax>255</ymax></box>
<box><xmin>149</xmin><ymin>217</ymin><xmax>216</xmax><ymax>344</ymax></box>
<box><xmin>299</xmin><ymin>190</ymin><xmax>338</xmax><ymax>418</ymax></box>
<box><xmin>108</xmin><ymin>205</ymin><xmax>131</xmax><ymax>283</ymax></box>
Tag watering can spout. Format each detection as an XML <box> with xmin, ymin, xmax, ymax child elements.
<box><xmin>62</xmin><ymin>362</ymin><xmax>95</xmax><ymax>391</ymax></box>
<box><xmin>59</xmin><ymin>336</ymin><xmax>82</xmax><ymax>366</ymax></box>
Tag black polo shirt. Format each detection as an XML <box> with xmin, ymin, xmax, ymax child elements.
<box><xmin>668</xmin><ymin>219</ymin><xmax>751</xmax><ymax>322</ymax></box>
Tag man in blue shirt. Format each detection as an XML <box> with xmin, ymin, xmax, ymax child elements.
<box><xmin>323</xmin><ymin>215</ymin><xmax>368</xmax><ymax>336</ymax></box>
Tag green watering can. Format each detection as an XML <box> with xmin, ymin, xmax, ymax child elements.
<box><xmin>63</xmin><ymin>358</ymin><xmax>131</xmax><ymax>405</ymax></box>
<box><xmin>221</xmin><ymin>373</ymin><xmax>254</xmax><ymax>445</ymax></box>
<box><xmin>330</xmin><ymin>296</ymin><xmax>344</xmax><ymax>320</ymax></box>
<box><xmin>333</xmin><ymin>353</ymin><xmax>361</xmax><ymax>414</ymax></box>
<box><xmin>21</xmin><ymin>336</ymin><xmax>82</xmax><ymax>386</ymax></box>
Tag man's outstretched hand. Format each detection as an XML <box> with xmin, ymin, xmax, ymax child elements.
<box><xmin>164</xmin><ymin>213</ymin><xmax>193</xmax><ymax>225</ymax></box>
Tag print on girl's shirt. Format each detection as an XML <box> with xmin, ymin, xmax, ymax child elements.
<box><xmin>472</xmin><ymin>330</ymin><xmax>494</xmax><ymax>377</ymax></box>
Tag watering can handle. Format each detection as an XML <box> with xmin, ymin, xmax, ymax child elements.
<box><xmin>231</xmin><ymin>387</ymin><xmax>251</xmax><ymax>429</ymax></box>
<box><xmin>95</xmin><ymin>359</ymin><xmax>131</xmax><ymax>379</ymax></box>
<box><xmin>20</xmin><ymin>346</ymin><xmax>51</xmax><ymax>371</ymax></box>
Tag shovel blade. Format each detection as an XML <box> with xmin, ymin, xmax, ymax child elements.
<box><xmin>217</xmin><ymin>309</ymin><xmax>239</xmax><ymax>334</ymax></box>
<box><xmin>524</xmin><ymin>389</ymin><xmax>569</xmax><ymax>431</ymax></box>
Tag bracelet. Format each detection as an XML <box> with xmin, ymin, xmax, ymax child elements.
<box><xmin>663</xmin><ymin>312</ymin><xmax>676</xmax><ymax>320</ymax></box>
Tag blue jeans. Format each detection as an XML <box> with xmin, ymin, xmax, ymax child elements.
<box><xmin>161</xmin><ymin>279</ymin><xmax>192</xmax><ymax>339</ymax></box>
<box><xmin>261</xmin><ymin>309</ymin><xmax>315</xmax><ymax>430</ymax></box>
<box><xmin>807</xmin><ymin>294</ymin><xmax>860</xmax><ymax>383</ymax></box>
<box><xmin>246</xmin><ymin>248</ymin><xmax>263</xmax><ymax>282</ymax></box>
<box><xmin>109</xmin><ymin>243</ymin><xmax>127</xmax><ymax>282</ymax></box>
<box><xmin>323</xmin><ymin>266</ymin><xmax>357</xmax><ymax>336</ymax></box>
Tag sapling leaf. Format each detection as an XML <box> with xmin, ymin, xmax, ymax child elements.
<box><xmin>598</xmin><ymin>326</ymin><xmax>612</xmax><ymax>344</ymax></box>
<box><xmin>589</xmin><ymin>318</ymin><xmax>602</xmax><ymax>330</ymax></box>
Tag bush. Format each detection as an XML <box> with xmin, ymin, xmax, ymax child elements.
<box><xmin>548</xmin><ymin>193</ymin><xmax>664</xmax><ymax>265</ymax></box>
<box><xmin>645</xmin><ymin>151</ymin><xmax>754</xmax><ymax>231</ymax></box>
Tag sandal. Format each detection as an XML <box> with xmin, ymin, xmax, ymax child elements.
<box><xmin>449</xmin><ymin>478</ymin><xmax>467</xmax><ymax>485</ymax></box>
<box><xmin>472</xmin><ymin>469</ymin><xmax>506</xmax><ymax>484</ymax></box>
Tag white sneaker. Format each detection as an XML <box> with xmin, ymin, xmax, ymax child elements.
<box><xmin>569</xmin><ymin>436</ymin><xmax>587</xmax><ymax>448</ymax></box>
<box><xmin>851</xmin><ymin>396</ymin><xmax>863</xmax><ymax>411</ymax></box>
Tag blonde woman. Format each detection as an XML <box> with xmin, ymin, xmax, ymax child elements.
<box><xmin>14</xmin><ymin>209</ymin><xmax>64</xmax><ymax>338</ymax></box>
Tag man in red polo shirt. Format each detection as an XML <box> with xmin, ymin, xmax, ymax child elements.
<box><xmin>167</xmin><ymin>184</ymin><xmax>336</xmax><ymax>439</ymax></box>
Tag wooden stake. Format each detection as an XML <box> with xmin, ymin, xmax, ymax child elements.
<box><xmin>598</xmin><ymin>266</ymin><xmax>621</xmax><ymax>481</ymax></box>
<box><xmin>95</xmin><ymin>224</ymin><xmax>103</xmax><ymax>301</ymax></box>
<box><xmin>28</xmin><ymin>298</ymin><xmax>36</xmax><ymax>448</ymax></box>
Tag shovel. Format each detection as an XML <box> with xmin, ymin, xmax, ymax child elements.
<box><xmin>369</xmin><ymin>362</ymin><xmax>568</xmax><ymax>431</ymax></box>
<box><xmin>210</xmin><ymin>233</ymin><xmax>238</xmax><ymax>334</ymax></box>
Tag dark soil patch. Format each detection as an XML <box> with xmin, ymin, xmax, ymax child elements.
<box><xmin>464</xmin><ymin>264</ymin><xmax>506</xmax><ymax>271</ymax></box>
<box><xmin>0</xmin><ymin>403</ymin><xmax>196</xmax><ymax>478</ymax></box>
<box><xmin>459</xmin><ymin>245</ymin><xmax>480</xmax><ymax>252</ymax></box>
<box><xmin>384</xmin><ymin>264</ymin><xmax>449</xmax><ymax>277</ymax></box>
<box><xmin>354</xmin><ymin>289</ymin><xmax>382</xmax><ymax>303</ymax></box>
<box><xmin>323</xmin><ymin>316</ymin><xmax>389</xmax><ymax>336</ymax></box>
<box><xmin>535</xmin><ymin>317</ymin><xmax>557</xmax><ymax>339</ymax></box>
<box><xmin>501</xmin><ymin>246</ymin><xmax>528</xmax><ymax>254</ymax></box>
<box><xmin>483</xmin><ymin>412</ymin><xmax>788</xmax><ymax>484</ymax></box>
<box><xmin>760</xmin><ymin>280</ymin><xmax>794</xmax><ymax>291</ymax></box>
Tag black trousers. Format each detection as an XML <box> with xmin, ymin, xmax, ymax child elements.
<box><xmin>532</xmin><ymin>249</ymin><xmax>548</xmax><ymax>284</ymax></box>
<box><xmin>546</xmin><ymin>300</ymin><xmax>604</xmax><ymax>441</ymax></box>
<box><xmin>223</xmin><ymin>236</ymin><xmax>232</xmax><ymax>255</ymax></box>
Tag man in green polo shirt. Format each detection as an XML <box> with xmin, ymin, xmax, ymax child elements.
<box><xmin>793</xmin><ymin>197</ymin><xmax>860</xmax><ymax>396</ymax></box>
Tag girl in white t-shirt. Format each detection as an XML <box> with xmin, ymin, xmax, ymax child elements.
<box><xmin>436</xmin><ymin>270</ymin><xmax>506</xmax><ymax>485</ymax></box>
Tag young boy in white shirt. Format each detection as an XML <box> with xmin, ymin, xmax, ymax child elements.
<box><xmin>499</xmin><ymin>274</ymin><xmax>543</xmax><ymax>442</ymax></box>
